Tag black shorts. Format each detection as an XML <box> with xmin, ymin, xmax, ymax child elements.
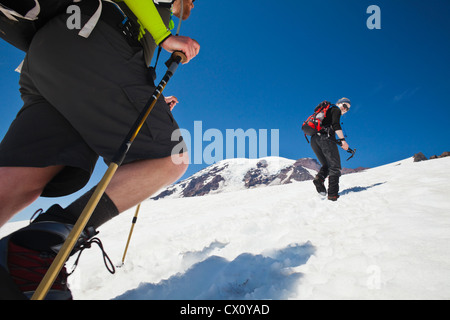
<box><xmin>0</xmin><ymin>7</ymin><xmax>186</xmax><ymax>197</ymax></box>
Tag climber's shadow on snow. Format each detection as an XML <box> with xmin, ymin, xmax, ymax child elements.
<box><xmin>114</xmin><ymin>242</ymin><xmax>315</xmax><ymax>300</ymax></box>
<box><xmin>181</xmin><ymin>240</ymin><xmax>229</xmax><ymax>268</ymax></box>
<box><xmin>340</xmin><ymin>182</ymin><xmax>386</xmax><ymax>195</ymax></box>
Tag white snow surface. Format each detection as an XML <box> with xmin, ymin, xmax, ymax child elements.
<box><xmin>157</xmin><ymin>156</ymin><xmax>299</xmax><ymax>198</ymax></box>
<box><xmin>1</xmin><ymin>156</ymin><xmax>450</xmax><ymax>300</ymax></box>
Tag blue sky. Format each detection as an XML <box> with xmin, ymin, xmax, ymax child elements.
<box><xmin>1</xmin><ymin>0</ymin><xmax>450</xmax><ymax>222</ymax></box>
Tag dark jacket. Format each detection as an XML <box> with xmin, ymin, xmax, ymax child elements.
<box><xmin>321</xmin><ymin>105</ymin><xmax>342</xmax><ymax>134</ymax></box>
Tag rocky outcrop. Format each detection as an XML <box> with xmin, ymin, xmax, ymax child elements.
<box><xmin>182</xmin><ymin>174</ymin><xmax>225</xmax><ymax>197</ymax></box>
<box><xmin>243</xmin><ymin>159</ymin><xmax>315</xmax><ymax>188</ymax></box>
<box><xmin>414</xmin><ymin>151</ymin><xmax>450</xmax><ymax>162</ymax></box>
<box><xmin>292</xmin><ymin>158</ymin><xmax>321</xmax><ymax>172</ymax></box>
<box><xmin>430</xmin><ymin>151</ymin><xmax>450</xmax><ymax>160</ymax></box>
<box><xmin>151</xmin><ymin>157</ymin><xmax>369</xmax><ymax>200</ymax></box>
<box><xmin>413</xmin><ymin>152</ymin><xmax>428</xmax><ymax>162</ymax></box>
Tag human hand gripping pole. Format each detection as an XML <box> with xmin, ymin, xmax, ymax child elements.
<box><xmin>31</xmin><ymin>52</ymin><xmax>188</xmax><ymax>301</ymax></box>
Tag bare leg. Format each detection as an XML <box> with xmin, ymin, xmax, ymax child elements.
<box><xmin>22</xmin><ymin>154</ymin><xmax>189</xmax><ymax>229</ymax></box>
<box><xmin>105</xmin><ymin>153</ymin><xmax>189</xmax><ymax>213</ymax></box>
<box><xmin>0</xmin><ymin>166</ymin><xmax>64</xmax><ymax>227</ymax></box>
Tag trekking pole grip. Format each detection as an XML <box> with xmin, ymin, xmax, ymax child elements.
<box><xmin>173</xmin><ymin>51</ymin><xmax>187</xmax><ymax>64</ymax></box>
<box><xmin>165</xmin><ymin>51</ymin><xmax>188</xmax><ymax>69</ymax></box>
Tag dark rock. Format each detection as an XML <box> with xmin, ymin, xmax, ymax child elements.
<box><xmin>277</xmin><ymin>165</ymin><xmax>314</xmax><ymax>184</ymax></box>
<box><xmin>413</xmin><ymin>152</ymin><xmax>428</xmax><ymax>162</ymax></box>
<box><xmin>293</xmin><ymin>158</ymin><xmax>321</xmax><ymax>171</ymax></box>
<box><xmin>181</xmin><ymin>163</ymin><xmax>228</xmax><ymax>197</ymax></box>
<box><xmin>152</xmin><ymin>188</ymin><xmax>176</xmax><ymax>200</ymax></box>
<box><xmin>341</xmin><ymin>167</ymin><xmax>367</xmax><ymax>175</ymax></box>
<box><xmin>183</xmin><ymin>174</ymin><xmax>225</xmax><ymax>197</ymax></box>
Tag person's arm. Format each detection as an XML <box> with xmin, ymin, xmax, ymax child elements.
<box><xmin>335</xmin><ymin>130</ymin><xmax>345</xmax><ymax>140</ymax></box>
<box><xmin>335</xmin><ymin>130</ymin><xmax>349</xmax><ymax>150</ymax></box>
<box><xmin>122</xmin><ymin>0</ymin><xmax>200</xmax><ymax>63</ymax></box>
<box><xmin>331</xmin><ymin>108</ymin><xmax>349</xmax><ymax>150</ymax></box>
<box><xmin>123</xmin><ymin>0</ymin><xmax>172</xmax><ymax>45</ymax></box>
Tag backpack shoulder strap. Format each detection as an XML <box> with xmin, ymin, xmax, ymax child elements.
<box><xmin>314</xmin><ymin>100</ymin><xmax>331</xmax><ymax>112</ymax></box>
<box><xmin>0</xmin><ymin>0</ymin><xmax>39</xmax><ymax>22</ymax></box>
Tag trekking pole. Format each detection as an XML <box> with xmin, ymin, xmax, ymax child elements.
<box><xmin>118</xmin><ymin>203</ymin><xmax>141</xmax><ymax>267</ymax></box>
<box><xmin>31</xmin><ymin>51</ymin><xmax>187</xmax><ymax>301</ymax></box>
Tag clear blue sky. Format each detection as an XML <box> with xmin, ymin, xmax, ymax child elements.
<box><xmin>1</xmin><ymin>0</ymin><xmax>450</xmax><ymax>222</ymax></box>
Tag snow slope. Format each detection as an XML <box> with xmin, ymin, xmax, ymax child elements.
<box><xmin>1</xmin><ymin>156</ymin><xmax>450</xmax><ymax>300</ymax></box>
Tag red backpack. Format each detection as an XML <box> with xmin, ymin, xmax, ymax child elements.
<box><xmin>301</xmin><ymin>101</ymin><xmax>331</xmax><ymax>142</ymax></box>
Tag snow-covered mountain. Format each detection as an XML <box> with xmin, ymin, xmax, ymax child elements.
<box><xmin>152</xmin><ymin>157</ymin><xmax>367</xmax><ymax>200</ymax></box>
<box><xmin>1</xmin><ymin>155</ymin><xmax>450</xmax><ymax>300</ymax></box>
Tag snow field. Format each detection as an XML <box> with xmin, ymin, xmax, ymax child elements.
<box><xmin>1</xmin><ymin>157</ymin><xmax>449</xmax><ymax>299</ymax></box>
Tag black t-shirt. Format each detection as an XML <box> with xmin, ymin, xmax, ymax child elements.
<box><xmin>322</xmin><ymin>106</ymin><xmax>342</xmax><ymax>132</ymax></box>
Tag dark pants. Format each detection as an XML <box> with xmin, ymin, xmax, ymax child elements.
<box><xmin>0</xmin><ymin>4</ymin><xmax>186</xmax><ymax>197</ymax></box>
<box><xmin>310</xmin><ymin>134</ymin><xmax>342</xmax><ymax>196</ymax></box>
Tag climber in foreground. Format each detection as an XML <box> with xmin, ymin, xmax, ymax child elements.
<box><xmin>0</xmin><ymin>0</ymin><xmax>199</xmax><ymax>300</ymax></box>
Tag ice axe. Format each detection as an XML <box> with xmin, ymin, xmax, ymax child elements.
<box><xmin>345</xmin><ymin>148</ymin><xmax>356</xmax><ymax>161</ymax></box>
<box><xmin>332</xmin><ymin>139</ymin><xmax>356</xmax><ymax>161</ymax></box>
<box><xmin>31</xmin><ymin>51</ymin><xmax>188</xmax><ymax>301</ymax></box>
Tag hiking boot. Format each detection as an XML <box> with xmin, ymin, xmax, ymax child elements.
<box><xmin>313</xmin><ymin>177</ymin><xmax>327</xmax><ymax>196</ymax></box>
<box><xmin>328</xmin><ymin>194</ymin><xmax>340</xmax><ymax>201</ymax></box>
<box><xmin>0</xmin><ymin>205</ymin><xmax>98</xmax><ymax>300</ymax></box>
<box><xmin>328</xmin><ymin>175</ymin><xmax>340</xmax><ymax>198</ymax></box>
<box><xmin>0</xmin><ymin>235</ymin><xmax>72</xmax><ymax>300</ymax></box>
